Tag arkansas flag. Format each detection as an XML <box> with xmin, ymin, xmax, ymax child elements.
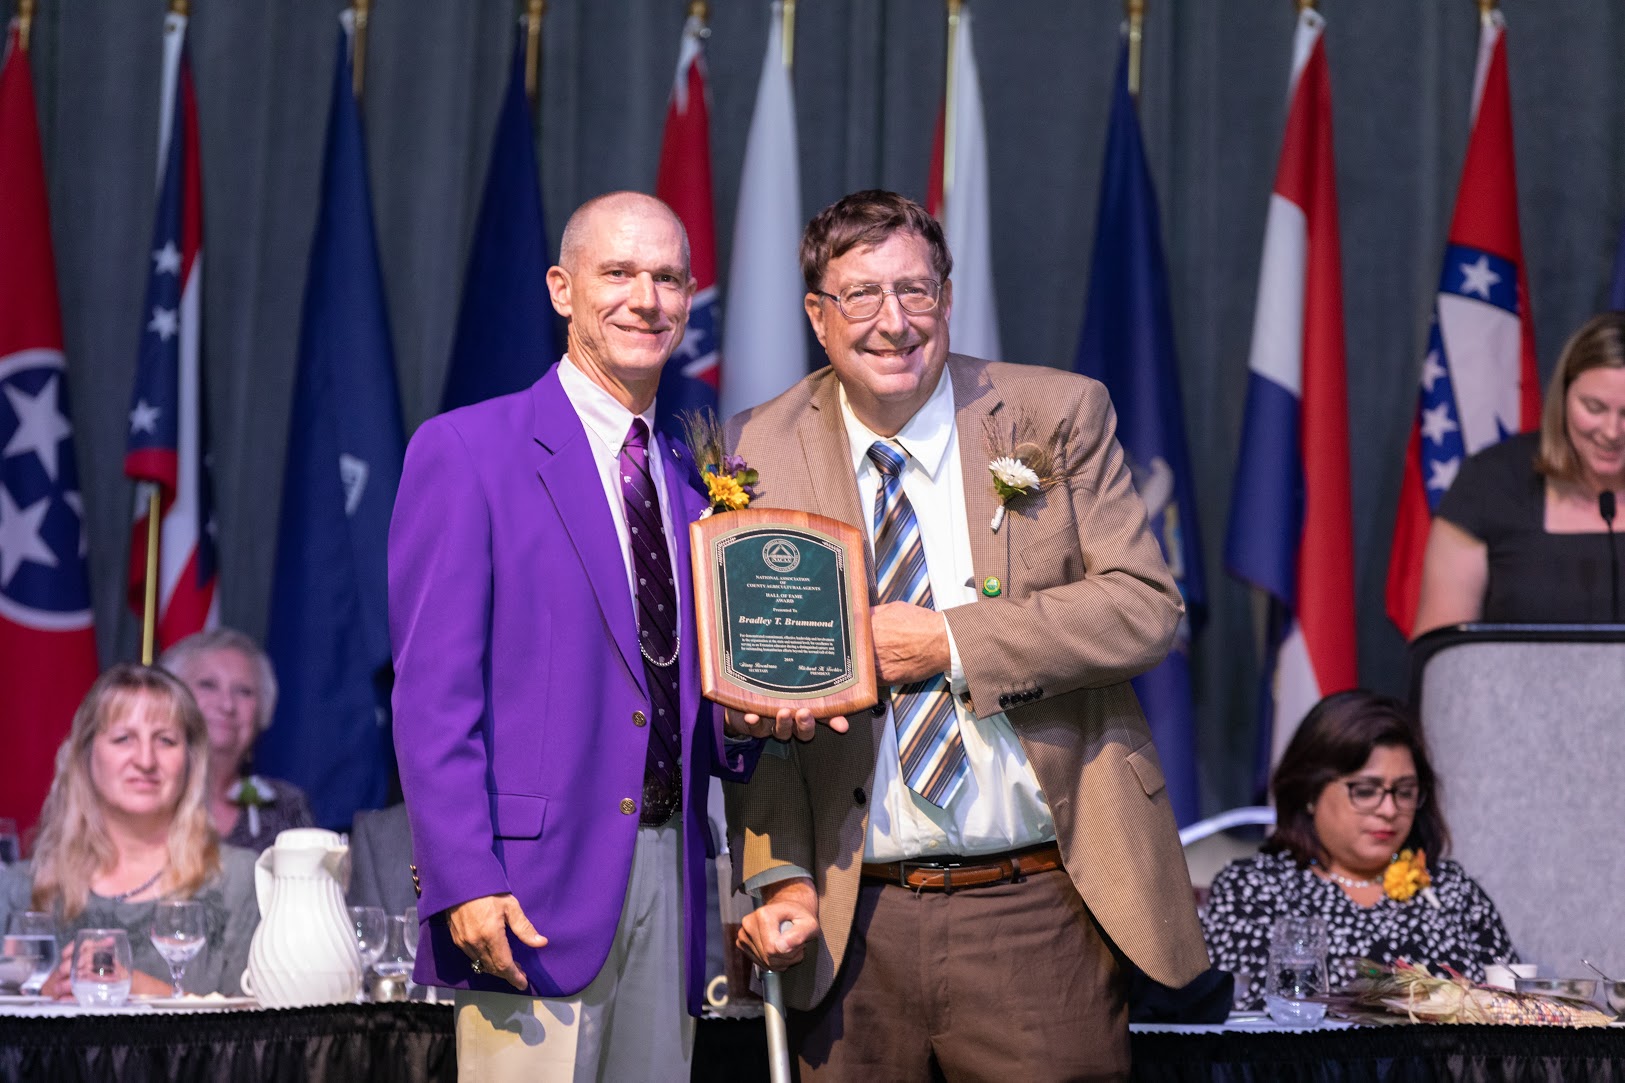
<box><xmin>653</xmin><ymin>9</ymin><xmax>720</xmax><ymax>437</ymax></box>
<box><xmin>125</xmin><ymin>11</ymin><xmax>218</xmax><ymax>649</ymax></box>
<box><xmin>1225</xmin><ymin>8</ymin><xmax>1356</xmax><ymax>782</ymax></box>
<box><xmin>1385</xmin><ymin>10</ymin><xmax>1539</xmax><ymax>635</ymax></box>
<box><xmin>0</xmin><ymin>24</ymin><xmax>100</xmax><ymax>836</ymax></box>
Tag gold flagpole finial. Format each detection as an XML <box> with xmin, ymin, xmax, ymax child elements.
<box><xmin>1476</xmin><ymin>0</ymin><xmax>1498</xmax><ymax>24</ymax></box>
<box><xmin>688</xmin><ymin>0</ymin><xmax>709</xmax><ymax>19</ymax></box>
<box><xmin>525</xmin><ymin>0</ymin><xmax>545</xmax><ymax>104</ymax></box>
<box><xmin>782</xmin><ymin>0</ymin><xmax>797</xmax><ymax>70</ymax></box>
<box><xmin>169</xmin><ymin>0</ymin><xmax>190</xmax><ymax>16</ymax></box>
<box><xmin>18</xmin><ymin>0</ymin><xmax>36</xmax><ymax>52</ymax></box>
<box><xmin>1296</xmin><ymin>0</ymin><xmax>1317</xmax><ymax>12</ymax></box>
<box><xmin>1125</xmin><ymin>0</ymin><xmax>1145</xmax><ymax>100</ymax></box>
<box><xmin>352</xmin><ymin>0</ymin><xmax>372</xmax><ymax>101</ymax></box>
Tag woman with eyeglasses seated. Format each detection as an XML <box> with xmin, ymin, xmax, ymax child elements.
<box><xmin>1201</xmin><ymin>690</ymin><xmax>1516</xmax><ymax>1010</ymax></box>
<box><xmin>6</xmin><ymin>664</ymin><xmax>259</xmax><ymax>997</ymax></box>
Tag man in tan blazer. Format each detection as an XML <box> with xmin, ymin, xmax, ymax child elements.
<box><xmin>725</xmin><ymin>190</ymin><xmax>1208</xmax><ymax>1080</ymax></box>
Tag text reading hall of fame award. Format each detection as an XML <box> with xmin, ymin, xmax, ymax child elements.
<box><xmin>690</xmin><ymin>509</ymin><xmax>877</xmax><ymax>718</ymax></box>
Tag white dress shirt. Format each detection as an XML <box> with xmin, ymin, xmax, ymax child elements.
<box><xmin>839</xmin><ymin>371</ymin><xmax>1055</xmax><ymax>862</ymax></box>
<box><xmin>557</xmin><ymin>356</ymin><xmax>679</xmax><ymax>602</ymax></box>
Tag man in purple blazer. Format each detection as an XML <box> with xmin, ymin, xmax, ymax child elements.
<box><xmin>389</xmin><ymin>191</ymin><xmax>756</xmax><ymax>1081</ymax></box>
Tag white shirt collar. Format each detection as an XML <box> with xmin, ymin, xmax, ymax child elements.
<box><xmin>557</xmin><ymin>354</ymin><xmax>658</xmax><ymax>453</ymax></box>
<box><xmin>839</xmin><ymin>366</ymin><xmax>956</xmax><ymax>480</ymax></box>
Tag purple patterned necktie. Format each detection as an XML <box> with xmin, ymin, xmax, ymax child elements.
<box><xmin>621</xmin><ymin>418</ymin><xmax>682</xmax><ymax>825</ymax></box>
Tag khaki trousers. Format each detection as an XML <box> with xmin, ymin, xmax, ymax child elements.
<box><xmin>791</xmin><ymin>866</ymin><xmax>1129</xmax><ymax>1082</ymax></box>
<box><xmin>454</xmin><ymin>823</ymin><xmax>693</xmax><ymax>1083</ymax></box>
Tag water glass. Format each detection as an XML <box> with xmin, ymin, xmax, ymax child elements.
<box><xmin>70</xmin><ymin>928</ymin><xmax>133</xmax><ymax>1008</ymax></box>
<box><xmin>3</xmin><ymin>912</ymin><xmax>59</xmax><ymax>995</ymax></box>
<box><xmin>349</xmin><ymin>905</ymin><xmax>388</xmax><ymax>1001</ymax></box>
<box><xmin>150</xmin><ymin>900</ymin><xmax>208</xmax><ymax>996</ymax></box>
<box><xmin>370</xmin><ymin>916</ymin><xmax>416</xmax><ymax>1001</ymax></box>
<box><xmin>0</xmin><ymin>818</ymin><xmax>19</xmax><ymax>864</ymax></box>
<box><xmin>1265</xmin><ymin>915</ymin><xmax>1329</xmax><ymax>1025</ymax></box>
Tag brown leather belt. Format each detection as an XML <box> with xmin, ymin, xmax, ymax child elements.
<box><xmin>860</xmin><ymin>842</ymin><xmax>1063</xmax><ymax>892</ymax></box>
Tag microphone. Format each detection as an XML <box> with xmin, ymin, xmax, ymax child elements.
<box><xmin>1602</xmin><ymin>491</ymin><xmax>1619</xmax><ymax>623</ymax></box>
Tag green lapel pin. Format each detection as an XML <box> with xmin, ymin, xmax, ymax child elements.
<box><xmin>981</xmin><ymin>576</ymin><xmax>1002</xmax><ymax>598</ymax></box>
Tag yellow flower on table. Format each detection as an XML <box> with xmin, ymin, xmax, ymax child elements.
<box><xmin>704</xmin><ymin>470</ymin><xmax>751</xmax><ymax>511</ymax></box>
<box><xmin>1382</xmin><ymin>848</ymin><xmax>1431</xmax><ymax>902</ymax></box>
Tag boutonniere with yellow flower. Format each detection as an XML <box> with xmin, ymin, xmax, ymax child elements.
<box><xmin>983</xmin><ymin>412</ymin><xmax>1076</xmax><ymax>533</ymax></box>
<box><xmin>680</xmin><ymin>410</ymin><xmax>758</xmax><ymax>517</ymax></box>
<box><xmin>1383</xmin><ymin>848</ymin><xmax>1440</xmax><ymax>907</ymax></box>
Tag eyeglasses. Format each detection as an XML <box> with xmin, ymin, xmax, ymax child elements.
<box><xmin>1341</xmin><ymin>779</ymin><xmax>1424</xmax><ymax>812</ymax></box>
<box><xmin>815</xmin><ymin>279</ymin><xmax>942</xmax><ymax>320</ymax></box>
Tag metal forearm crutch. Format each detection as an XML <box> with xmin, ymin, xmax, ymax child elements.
<box><xmin>761</xmin><ymin>921</ymin><xmax>793</xmax><ymax>1083</ymax></box>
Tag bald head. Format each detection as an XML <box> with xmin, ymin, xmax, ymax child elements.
<box><xmin>558</xmin><ymin>191</ymin><xmax>691</xmax><ymax>277</ymax></box>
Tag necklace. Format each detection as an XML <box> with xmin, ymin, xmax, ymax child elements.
<box><xmin>640</xmin><ymin>631</ymin><xmax>680</xmax><ymax>668</ymax></box>
<box><xmin>106</xmin><ymin>864</ymin><xmax>168</xmax><ymax>903</ymax></box>
<box><xmin>1323</xmin><ymin>869</ymin><xmax>1380</xmax><ymax>890</ymax></box>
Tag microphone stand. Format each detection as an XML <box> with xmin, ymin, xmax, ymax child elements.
<box><xmin>1602</xmin><ymin>491</ymin><xmax>1619</xmax><ymax>623</ymax></box>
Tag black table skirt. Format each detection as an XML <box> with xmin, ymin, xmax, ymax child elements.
<box><xmin>5</xmin><ymin>1008</ymin><xmax>1623</xmax><ymax>1082</ymax></box>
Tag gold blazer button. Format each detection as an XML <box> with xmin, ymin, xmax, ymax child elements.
<box><xmin>620</xmin><ymin>798</ymin><xmax>637</xmax><ymax>815</ymax></box>
<box><xmin>633</xmin><ymin>710</ymin><xmax>648</xmax><ymax>727</ymax></box>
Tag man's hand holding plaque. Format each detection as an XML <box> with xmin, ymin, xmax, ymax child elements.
<box><xmin>684</xmin><ymin>412</ymin><xmax>877</xmax><ymax>733</ymax></box>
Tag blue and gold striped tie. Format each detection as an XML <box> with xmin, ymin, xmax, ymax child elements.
<box><xmin>867</xmin><ymin>441</ymin><xmax>967</xmax><ymax>807</ymax></box>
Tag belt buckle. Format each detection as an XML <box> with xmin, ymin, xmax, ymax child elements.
<box><xmin>897</xmin><ymin>857</ymin><xmax>961</xmax><ymax>891</ymax></box>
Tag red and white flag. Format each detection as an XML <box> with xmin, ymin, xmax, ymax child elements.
<box><xmin>125</xmin><ymin>12</ymin><xmax>218</xmax><ymax>649</ymax></box>
<box><xmin>926</xmin><ymin>4</ymin><xmax>1000</xmax><ymax>360</ymax></box>
<box><xmin>1385</xmin><ymin>10</ymin><xmax>1539</xmax><ymax>635</ymax></box>
<box><xmin>1224</xmin><ymin>8</ymin><xmax>1356</xmax><ymax>771</ymax></box>
<box><xmin>653</xmin><ymin>10</ymin><xmax>721</xmax><ymax>431</ymax></box>
<box><xmin>0</xmin><ymin>23</ymin><xmax>100</xmax><ymax>836</ymax></box>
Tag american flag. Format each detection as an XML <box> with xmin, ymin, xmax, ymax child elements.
<box><xmin>125</xmin><ymin>13</ymin><xmax>217</xmax><ymax>649</ymax></box>
<box><xmin>0</xmin><ymin>22</ymin><xmax>100</xmax><ymax>835</ymax></box>
<box><xmin>1385</xmin><ymin>10</ymin><xmax>1540</xmax><ymax>635</ymax></box>
<box><xmin>654</xmin><ymin>9</ymin><xmax>720</xmax><ymax>436</ymax></box>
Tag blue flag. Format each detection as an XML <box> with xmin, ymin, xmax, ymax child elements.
<box><xmin>1611</xmin><ymin>221</ymin><xmax>1625</xmax><ymax>311</ymax></box>
<box><xmin>1073</xmin><ymin>44</ymin><xmax>1206</xmax><ymax>826</ymax></box>
<box><xmin>440</xmin><ymin>30</ymin><xmax>557</xmax><ymax>412</ymax></box>
<box><xmin>260</xmin><ymin>25</ymin><xmax>405</xmax><ymax>830</ymax></box>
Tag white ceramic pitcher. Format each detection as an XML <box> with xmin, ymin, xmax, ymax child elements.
<box><xmin>241</xmin><ymin>828</ymin><xmax>361</xmax><ymax>1007</ymax></box>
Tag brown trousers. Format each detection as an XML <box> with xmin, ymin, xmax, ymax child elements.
<box><xmin>790</xmin><ymin>867</ymin><xmax>1129</xmax><ymax>1082</ymax></box>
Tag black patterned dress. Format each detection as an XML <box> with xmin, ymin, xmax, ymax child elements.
<box><xmin>1201</xmin><ymin>850</ymin><xmax>1517</xmax><ymax>1010</ymax></box>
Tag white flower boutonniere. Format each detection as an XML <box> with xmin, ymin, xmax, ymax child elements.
<box><xmin>983</xmin><ymin>412</ymin><xmax>1078</xmax><ymax>533</ymax></box>
<box><xmin>988</xmin><ymin>457</ymin><xmax>1041</xmax><ymax>532</ymax></box>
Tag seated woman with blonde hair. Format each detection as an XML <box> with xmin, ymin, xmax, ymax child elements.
<box><xmin>1201</xmin><ymin>690</ymin><xmax>1516</xmax><ymax>1010</ymax></box>
<box><xmin>4</xmin><ymin>664</ymin><xmax>258</xmax><ymax>997</ymax></box>
<box><xmin>1414</xmin><ymin>311</ymin><xmax>1625</xmax><ymax>635</ymax></box>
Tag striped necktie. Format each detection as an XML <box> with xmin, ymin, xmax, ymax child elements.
<box><xmin>621</xmin><ymin>418</ymin><xmax>681</xmax><ymax>825</ymax></box>
<box><xmin>866</xmin><ymin>440</ymin><xmax>967</xmax><ymax>807</ymax></box>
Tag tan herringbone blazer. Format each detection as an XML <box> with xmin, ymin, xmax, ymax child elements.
<box><xmin>724</xmin><ymin>355</ymin><xmax>1210</xmax><ymax>1009</ymax></box>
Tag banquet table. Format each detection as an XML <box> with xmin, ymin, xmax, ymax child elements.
<box><xmin>4</xmin><ymin>1004</ymin><xmax>1625</xmax><ymax>1081</ymax></box>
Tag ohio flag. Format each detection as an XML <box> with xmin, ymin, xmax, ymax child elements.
<box><xmin>1225</xmin><ymin>8</ymin><xmax>1356</xmax><ymax>782</ymax></box>
<box><xmin>1385</xmin><ymin>10</ymin><xmax>1539</xmax><ymax>635</ymax></box>
<box><xmin>654</xmin><ymin>10</ymin><xmax>720</xmax><ymax>437</ymax></box>
<box><xmin>0</xmin><ymin>22</ymin><xmax>100</xmax><ymax>835</ymax></box>
<box><xmin>125</xmin><ymin>12</ymin><xmax>218</xmax><ymax>649</ymax></box>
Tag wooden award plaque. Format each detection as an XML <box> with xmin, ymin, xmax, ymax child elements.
<box><xmin>690</xmin><ymin>508</ymin><xmax>877</xmax><ymax>718</ymax></box>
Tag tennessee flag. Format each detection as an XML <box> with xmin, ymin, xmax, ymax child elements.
<box><xmin>125</xmin><ymin>11</ymin><xmax>218</xmax><ymax>648</ymax></box>
<box><xmin>653</xmin><ymin>10</ymin><xmax>721</xmax><ymax>436</ymax></box>
<box><xmin>1225</xmin><ymin>8</ymin><xmax>1356</xmax><ymax>782</ymax></box>
<box><xmin>0</xmin><ymin>22</ymin><xmax>100</xmax><ymax>835</ymax></box>
<box><xmin>1385</xmin><ymin>10</ymin><xmax>1539</xmax><ymax>635</ymax></box>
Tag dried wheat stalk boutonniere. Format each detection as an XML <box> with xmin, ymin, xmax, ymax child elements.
<box><xmin>983</xmin><ymin>412</ymin><xmax>1076</xmax><ymax>532</ymax></box>
<box><xmin>679</xmin><ymin>409</ymin><xmax>758</xmax><ymax>517</ymax></box>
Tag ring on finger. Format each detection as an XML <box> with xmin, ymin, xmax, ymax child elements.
<box><xmin>469</xmin><ymin>958</ymin><xmax>483</xmax><ymax>974</ymax></box>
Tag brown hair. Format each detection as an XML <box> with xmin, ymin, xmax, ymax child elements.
<box><xmin>30</xmin><ymin>664</ymin><xmax>220</xmax><ymax>920</ymax></box>
<box><xmin>1535</xmin><ymin>312</ymin><xmax>1625</xmax><ymax>484</ymax></box>
<box><xmin>799</xmin><ymin>190</ymin><xmax>952</xmax><ymax>294</ymax></box>
<box><xmin>1263</xmin><ymin>690</ymin><xmax>1450</xmax><ymax>869</ymax></box>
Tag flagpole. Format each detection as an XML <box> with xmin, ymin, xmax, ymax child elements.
<box><xmin>170</xmin><ymin>0</ymin><xmax>189</xmax><ymax>15</ymax></box>
<box><xmin>17</xmin><ymin>0</ymin><xmax>34</xmax><ymax>52</ymax></box>
<box><xmin>525</xmin><ymin>0</ymin><xmax>545</xmax><ymax>105</ymax></box>
<box><xmin>781</xmin><ymin>0</ymin><xmax>796</xmax><ymax>69</ymax></box>
<box><xmin>943</xmin><ymin>0</ymin><xmax>962</xmax><ymax>213</ymax></box>
<box><xmin>352</xmin><ymin>0</ymin><xmax>371</xmax><ymax>101</ymax></box>
<box><xmin>1125</xmin><ymin>0</ymin><xmax>1144</xmax><ymax>100</ymax></box>
<box><xmin>1477</xmin><ymin>0</ymin><xmax>1498</xmax><ymax>25</ymax></box>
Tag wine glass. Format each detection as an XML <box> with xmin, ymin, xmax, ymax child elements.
<box><xmin>349</xmin><ymin>906</ymin><xmax>388</xmax><ymax>1002</ymax></box>
<box><xmin>371</xmin><ymin>916</ymin><xmax>416</xmax><ymax>1000</ymax></box>
<box><xmin>4</xmin><ymin>912</ymin><xmax>59</xmax><ymax>996</ymax></box>
<box><xmin>149</xmin><ymin>900</ymin><xmax>208</xmax><ymax>997</ymax></box>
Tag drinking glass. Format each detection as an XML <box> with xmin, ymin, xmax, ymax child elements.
<box><xmin>3</xmin><ymin>912</ymin><xmax>59</xmax><ymax>995</ymax></box>
<box><xmin>349</xmin><ymin>905</ymin><xmax>388</xmax><ymax>1002</ymax></box>
<box><xmin>149</xmin><ymin>900</ymin><xmax>207</xmax><ymax>996</ymax></box>
<box><xmin>370</xmin><ymin>916</ymin><xmax>416</xmax><ymax>1001</ymax></box>
<box><xmin>0</xmin><ymin>818</ymin><xmax>19</xmax><ymax>864</ymax></box>
<box><xmin>70</xmin><ymin>928</ymin><xmax>133</xmax><ymax>1008</ymax></box>
<box><xmin>1265</xmin><ymin>915</ymin><xmax>1329</xmax><ymax>1025</ymax></box>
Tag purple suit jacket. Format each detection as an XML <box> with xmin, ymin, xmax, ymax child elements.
<box><xmin>388</xmin><ymin>363</ymin><xmax>756</xmax><ymax>1013</ymax></box>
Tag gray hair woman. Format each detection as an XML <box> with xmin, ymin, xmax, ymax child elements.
<box><xmin>159</xmin><ymin>628</ymin><xmax>314</xmax><ymax>851</ymax></box>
